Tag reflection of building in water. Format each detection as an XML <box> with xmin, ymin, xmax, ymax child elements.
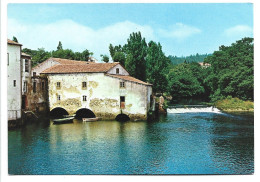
<box><xmin>47</xmin><ymin>120</ymin><xmax>171</xmax><ymax>174</ymax></box>
<box><xmin>48</xmin><ymin>121</ymin><xmax>147</xmax><ymax>152</ymax></box>
<box><xmin>49</xmin><ymin>120</ymin><xmax>147</xmax><ymax>143</ymax></box>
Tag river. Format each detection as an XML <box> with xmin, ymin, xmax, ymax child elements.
<box><xmin>8</xmin><ymin>108</ymin><xmax>254</xmax><ymax>174</ymax></box>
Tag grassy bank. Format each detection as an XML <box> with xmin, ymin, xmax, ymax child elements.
<box><xmin>215</xmin><ymin>98</ymin><xmax>254</xmax><ymax>112</ymax></box>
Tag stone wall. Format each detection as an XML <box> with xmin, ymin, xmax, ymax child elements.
<box><xmin>47</xmin><ymin>73</ymin><xmax>152</xmax><ymax>120</ymax></box>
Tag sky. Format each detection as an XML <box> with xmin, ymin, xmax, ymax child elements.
<box><xmin>7</xmin><ymin>3</ymin><xmax>253</xmax><ymax>60</ymax></box>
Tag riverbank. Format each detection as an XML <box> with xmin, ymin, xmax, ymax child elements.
<box><xmin>215</xmin><ymin>98</ymin><xmax>254</xmax><ymax>112</ymax></box>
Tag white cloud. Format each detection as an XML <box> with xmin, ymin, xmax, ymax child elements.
<box><xmin>158</xmin><ymin>23</ymin><xmax>201</xmax><ymax>40</ymax></box>
<box><xmin>224</xmin><ymin>25</ymin><xmax>253</xmax><ymax>38</ymax></box>
<box><xmin>8</xmin><ymin>19</ymin><xmax>155</xmax><ymax>60</ymax></box>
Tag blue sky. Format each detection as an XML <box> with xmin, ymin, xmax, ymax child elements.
<box><xmin>8</xmin><ymin>3</ymin><xmax>253</xmax><ymax>60</ymax></box>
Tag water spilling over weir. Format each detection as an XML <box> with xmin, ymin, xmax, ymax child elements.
<box><xmin>167</xmin><ymin>105</ymin><xmax>221</xmax><ymax>114</ymax></box>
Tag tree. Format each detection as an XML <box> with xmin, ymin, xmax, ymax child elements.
<box><xmin>100</xmin><ymin>54</ymin><xmax>109</xmax><ymax>63</ymax></box>
<box><xmin>125</xmin><ymin>54</ymin><xmax>135</xmax><ymax>76</ymax></box>
<box><xmin>146</xmin><ymin>41</ymin><xmax>170</xmax><ymax>93</ymax></box>
<box><xmin>204</xmin><ymin>37</ymin><xmax>254</xmax><ymax>101</ymax></box>
<box><xmin>33</xmin><ymin>48</ymin><xmax>51</xmax><ymax>66</ymax></box>
<box><xmin>74</xmin><ymin>52</ymin><xmax>82</xmax><ymax>60</ymax></box>
<box><xmin>125</xmin><ymin>32</ymin><xmax>147</xmax><ymax>80</ymax></box>
<box><xmin>112</xmin><ymin>52</ymin><xmax>126</xmax><ymax>66</ymax></box>
<box><xmin>57</xmin><ymin>41</ymin><xmax>63</xmax><ymax>50</ymax></box>
<box><xmin>81</xmin><ymin>49</ymin><xmax>93</xmax><ymax>61</ymax></box>
<box><xmin>168</xmin><ymin>63</ymin><xmax>204</xmax><ymax>100</ymax></box>
<box><xmin>109</xmin><ymin>44</ymin><xmax>115</xmax><ymax>58</ymax></box>
<box><xmin>52</xmin><ymin>49</ymin><xmax>75</xmax><ymax>60</ymax></box>
<box><xmin>12</xmin><ymin>36</ymin><xmax>18</xmax><ymax>43</ymax></box>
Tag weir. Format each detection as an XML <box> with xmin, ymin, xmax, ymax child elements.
<box><xmin>167</xmin><ymin>105</ymin><xmax>221</xmax><ymax>114</ymax></box>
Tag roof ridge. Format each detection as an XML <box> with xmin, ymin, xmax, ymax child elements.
<box><xmin>105</xmin><ymin>74</ymin><xmax>152</xmax><ymax>86</ymax></box>
<box><xmin>41</xmin><ymin>62</ymin><xmax>120</xmax><ymax>74</ymax></box>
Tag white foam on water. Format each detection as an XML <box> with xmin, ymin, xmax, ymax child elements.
<box><xmin>167</xmin><ymin>106</ymin><xmax>221</xmax><ymax>114</ymax></box>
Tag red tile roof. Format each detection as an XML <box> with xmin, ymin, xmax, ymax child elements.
<box><xmin>106</xmin><ymin>74</ymin><xmax>152</xmax><ymax>86</ymax></box>
<box><xmin>7</xmin><ymin>39</ymin><xmax>22</xmax><ymax>46</ymax></box>
<box><xmin>50</xmin><ymin>57</ymin><xmax>94</xmax><ymax>65</ymax></box>
<box><xmin>42</xmin><ymin>62</ymin><xmax>120</xmax><ymax>74</ymax></box>
<box><xmin>32</xmin><ymin>57</ymin><xmax>94</xmax><ymax>70</ymax></box>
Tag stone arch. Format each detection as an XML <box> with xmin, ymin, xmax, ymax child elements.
<box><xmin>115</xmin><ymin>114</ymin><xmax>130</xmax><ymax>122</ymax></box>
<box><xmin>50</xmin><ymin>107</ymin><xmax>69</xmax><ymax>118</ymax></box>
<box><xmin>75</xmin><ymin>108</ymin><xmax>96</xmax><ymax>119</ymax></box>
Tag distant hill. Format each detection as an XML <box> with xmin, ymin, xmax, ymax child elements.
<box><xmin>168</xmin><ymin>53</ymin><xmax>212</xmax><ymax>65</ymax></box>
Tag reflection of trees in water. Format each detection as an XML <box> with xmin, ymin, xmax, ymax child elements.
<box><xmin>209</xmin><ymin>114</ymin><xmax>254</xmax><ymax>174</ymax></box>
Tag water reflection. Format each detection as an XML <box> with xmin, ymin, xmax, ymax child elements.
<box><xmin>8</xmin><ymin>112</ymin><xmax>254</xmax><ymax>174</ymax></box>
<box><xmin>208</xmin><ymin>113</ymin><xmax>254</xmax><ymax>174</ymax></box>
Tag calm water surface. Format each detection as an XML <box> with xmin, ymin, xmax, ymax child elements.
<box><xmin>8</xmin><ymin>112</ymin><xmax>254</xmax><ymax>174</ymax></box>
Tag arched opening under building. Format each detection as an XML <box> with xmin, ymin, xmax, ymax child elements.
<box><xmin>75</xmin><ymin>108</ymin><xmax>95</xmax><ymax>119</ymax></box>
<box><xmin>50</xmin><ymin>107</ymin><xmax>69</xmax><ymax>118</ymax></box>
<box><xmin>115</xmin><ymin>114</ymin><xmax>130</xmax><ymax>122</ymax></box>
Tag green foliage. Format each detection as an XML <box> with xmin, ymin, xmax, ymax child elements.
<box><xmin>22</xmin><ymin>41</ymin><xmax>94</xmax><ymax>67</ymax></box>
<box><xmin>109</xmin><ymin>44</ymin><xmax>124</xmax><ymax>58</ymax></box>
<box><xmin>215</xmin><ymin>97</ymin><xmax>254</xmax><ymax>111</ymax></box>
<box><xmin>205</xmin><ymin>37</ymin><xmax>254</xmax><ymax>101</ymax></box>
<box><xmin>168</xmin><ymin>63</ymin><xmax>205</xmax><ymax>99</ymax></box>
<box><xmin>162</xmin><ymin>100</ymin><xmax>169</xmax><ymax>110</ymax></box>
<box><xmin>12</xmin><ymin>36</ymin><xmax>18</xmax><ymax>43</ymax></box>
<box><xmin>81</xmin><ymin>49</ymin><xmax>93</xmax><ymax>61</ymax></box>
<box><xmin>168</xmin><ymin>53</ymin><xmax>211</xmax><ymax>65</ymax></box>
<box><xmin>22</xmin><ymin>48</ymin><xmax>51</xmax><ymax>67</ymax></box>
<box><xmin>52</xmin><ymin>49</ymin><xmax>75</xmax><ymax>60</ymax></box>
<box><xmin>57</xmin><ymin>41</ymin><xmax>63</xmax><ymax>50</ymax></box>
<box><xmin>112</xmin><ymin>52</ymin><xmax>126</xmax><ymax>66</ymax></box>
<box><xmin>146</xmin><ymin>41</ymin><xmax>170</xmax><ymax>93</ymax></box>
<box><xmin>125</xmin><ymin>32</ymin><xmax>147</xmax><ymax>80</ymax></box>
<box><xmin>108</xmin><ymin>32</ymin><xmax>148</xmax><ymax>81</ymax></box>
<box><xmin>125</xmin><ymin>54</ymin><xmax>135</xmax><ymax>76</ymax></box>
<box><xmin>109</xmin><ymin>44</ymin><xmax>115</xmax><ymax>58</ymax></box>
<box><xmin>100</xmin><ymin>54</ymin><xmax>109</xmax><ymax>63</ymax></box>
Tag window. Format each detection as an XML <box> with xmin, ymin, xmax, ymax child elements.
<box><xmin>120</xmin><ymin>96</ymin><xmax>125</xmax><ymax>109</ymax></box>
<box><xmin>13</xmin><ymin>80</ymin><xmax>16</xmax><ymax>87</ymax></box>
<box><xmin>57</xmin><ymin>82</ymin><xmax>61</xmax><ymax>89</ymax></box>
<box><xmin>42</xmin><ymin>81</ymin><xmax>45</xmax><ymax>90</ymax></box>
<box><xmin>116</xmin><ymin>68</ymin><xmax>119</xmax><ymax>74</ymax></box>
<box><xmin>33</xmin><ymin>81</ymin><xmax>37</xmax><ymax>93</ymax></box>
<box><xmin>7</xmin><ymin>53</ymin><xmax>9</xmax><ymax>66</ymax></box>
<box><xmin>83</xmin><ymin>95</ymin><xmax>87</xmax><ymax>101</ymax></box>
<box><xmin>120</xmin><ymin>82</ymin><xmax>125</xmax><ymax>88</ymax></box>
<box><xmin>23</xmin><ymin>81</ymin><xmax>27</xmax><ymax>93</ymax></box>
<box><xmin>57</xmin><ymin>95</ymin><xmax>61</xmax><ymax>101</ymax></box>
<box><xmin>25</xmin><ymin>59</ymin><xmax>29</xmax><ymax>72</ymax></box>
<box><xmin>82</xmin><ymin>82</ymin><xmax>87</xmax><ymax>88</ymax></box>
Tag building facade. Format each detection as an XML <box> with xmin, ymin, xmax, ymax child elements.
<box><xmin>21</xmin><ymin>52</ymin><xmax>32</xmax><ymax>110</ymax></box>
<box><xmin>42</xmin><ymin>62</ymin><xmax>153</xmax><ymax>120</ymax></box>
<box><xmin>7</xmin><ymin>39</ymin><xmax>22</xmax><ymax>120</ymax></box>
